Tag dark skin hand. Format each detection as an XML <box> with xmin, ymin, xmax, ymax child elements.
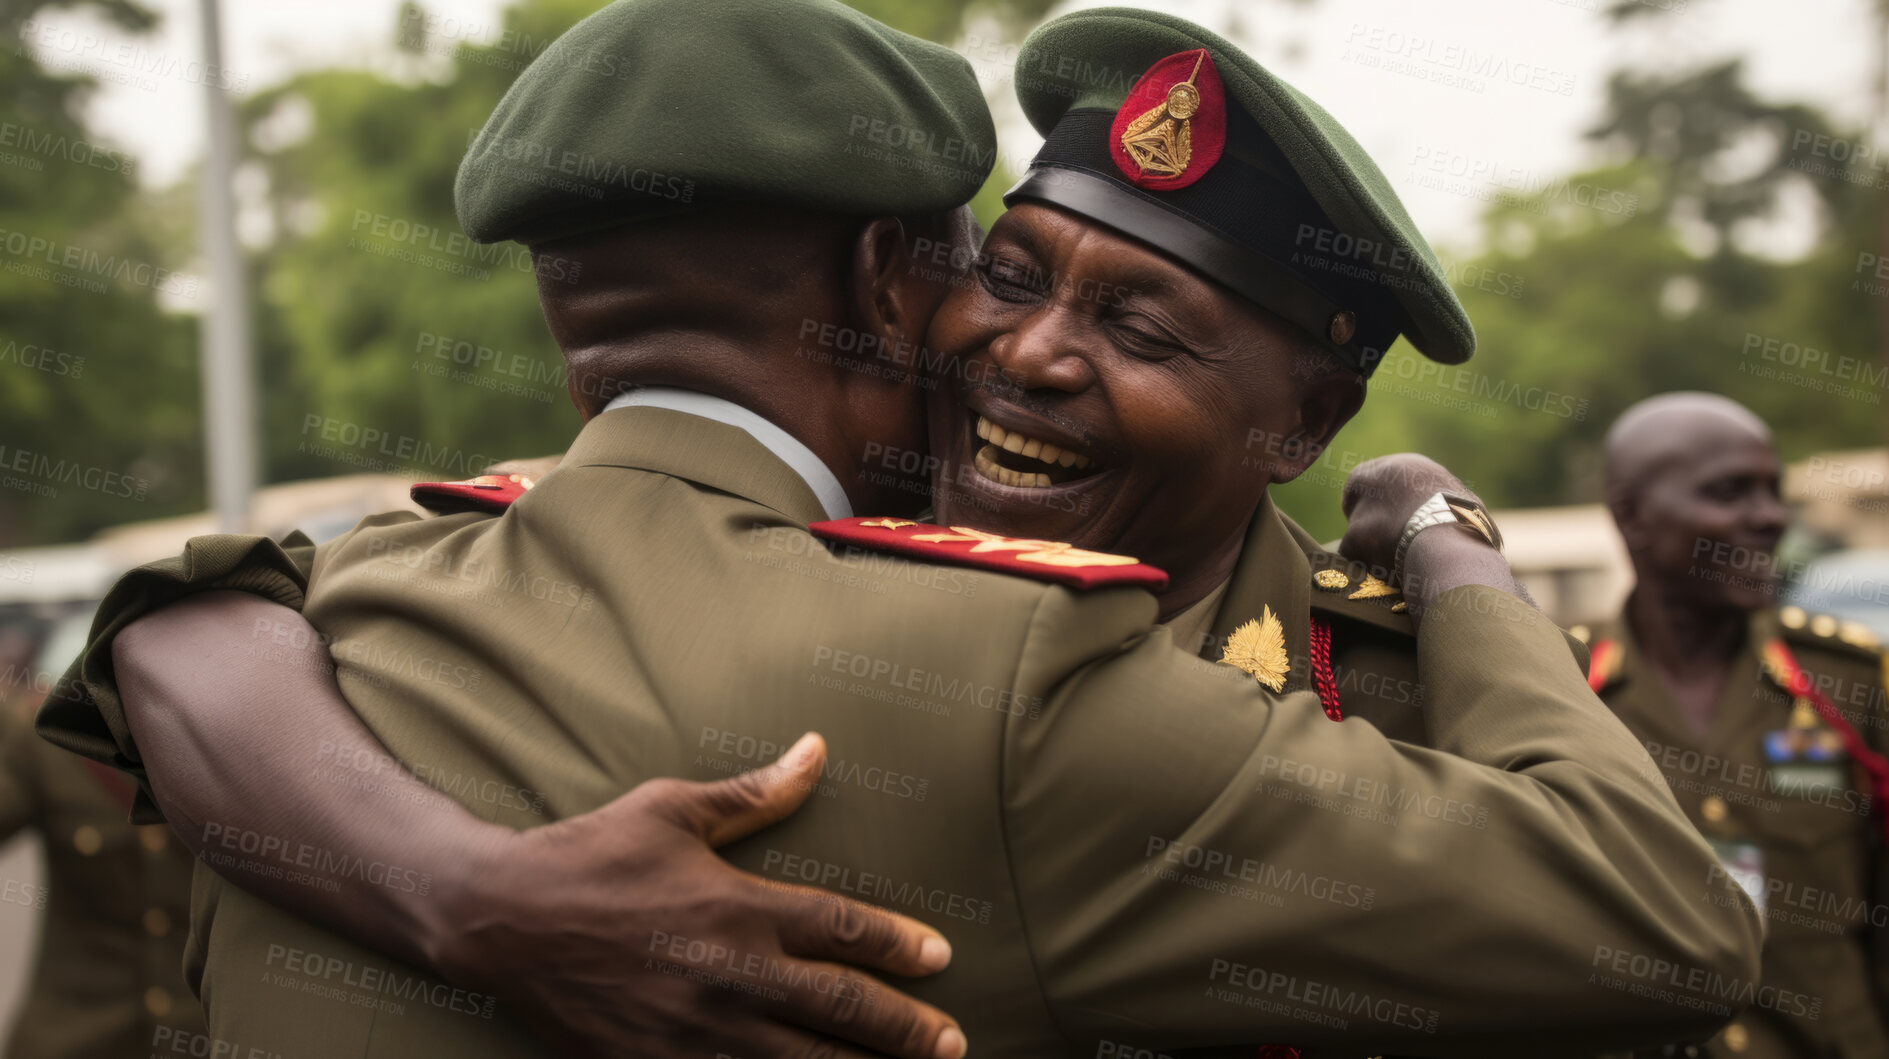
<box><xmin>1602</xmin><ymin>392</ymin><xmax>1790</xmax><ymax>736</ymax></box>
<box><xmin>115</xmin><ymin>592</ymin><xmax>967</xmax><ymax>1059</ymax></box>
<box><xmin>1337</xmin><ymin>452</ymin><xmax>1526</xmax><ymax>620</ymax></box>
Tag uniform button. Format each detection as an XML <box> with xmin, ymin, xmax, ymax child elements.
<box><xmin>143</xmin><ymin>908</ymin><xmax>171</xmax><ymax>937</ymax></box>
<box><xmin>1700</xmin><ymin>796</ymin><xmax>1729</xmax><ymax>824</ymax></box>
<box><xmin>72</xmin><ymin>825</ymin><xmax>102</xmax><ymax>856</ymax></box>
<box><xmin>1810</xmin><ymin>614</ymin><xmax>1838</xmax><ymax>638</ymax></box>
<box><xmin>1569</xmin><ymin>624</ymin><xmax>1591</xmax><ymax>643</ymax></box>
<box><xmin>1780</xmin><ymin>606</ymin><xmax>1807</xmax><ymax>630</ymax></box>
<box><xmin>1722</xmin><ymin>1021</ymin><xmax>1748</xmax><ymax>1052</ymax></box>
<box><xmin>138</xmin><ymin>825</ymin><xmax>167</xmax><ymax>854</ymax></box>
<box><xmin>144</xmin><ymin>986</ymin><xmax>172</xmax><ymax>1018</ymax></box>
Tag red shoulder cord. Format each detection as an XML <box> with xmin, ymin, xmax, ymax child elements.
<box><xmin>1763</xmin><ymin>638</ymin><xmax>1889</xmax><ymax>844</ymax></box>
<box><xmin>1309</xmin><ymin>616</ymin><xmax>1343</xmax><ymax>721</ymax></box>
<box><xmin>1587</xmin><ymin>638</ymin><xmax>1618</xmax><ymax>693</ymax></box>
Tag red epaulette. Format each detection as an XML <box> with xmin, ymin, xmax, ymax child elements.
<box><xmin>1587</xmin><ymin>638</ymin><xmax>1621</xmax><ymax>693</ymax></box>
<box><xmin>410</xmin><ymin>473</ymin><xmax>534</xmax><ymax>516</ymax></box>
<box><xmin>810</xmin><ymin>518</ymin><xmax>1168</xmax><ymax>591</ymax></box>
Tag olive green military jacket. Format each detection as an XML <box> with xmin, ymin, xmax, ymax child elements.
<box><xmin>42</xmin><ymin>407</ymin><xmax>1759</xmax><ymax>1056</ymax></box>
<box><xmin>1187</xmin><ymin>494</ymin><xmax>1502</xmax><ymax>748</ymax></box>
<box><xmin>1588</xmin><ymin>606</ymin><xmax>1889</xmax><ymax>1059</ymax></box>
<box><xmin>1</xmin><ymin>689</ymin><xmax>202</xmax><ymax>1058</ymax></box>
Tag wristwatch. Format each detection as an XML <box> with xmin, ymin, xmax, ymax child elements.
<box><xmin>1391</xmin><ymin>490</ymin><xmax>1502</xmax><ymax>585</ymax></box>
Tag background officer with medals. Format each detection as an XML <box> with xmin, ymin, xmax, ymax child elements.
<box><xmin>0</xmin><ymin>613</ymin><xmax>202</xmax><ymax>1058</ymax></box>
<box><xmin>1587</xmin><ymin>392</ymin><xmax>1889</xmax><ymax>1058</ymax></box>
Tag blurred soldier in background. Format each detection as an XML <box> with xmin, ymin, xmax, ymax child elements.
<box><xmin>0</xmin><ymin>605</ymin><xmax>201</xmax><ymax>1057</ymax></box>
<box><xmin>1590</xmin><ymin>392</ymin><xmax>1889</xmax><ymax>1058</ymax></box>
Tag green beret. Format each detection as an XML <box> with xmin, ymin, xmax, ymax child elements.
<box><xmin>1007</xmin><ymin>8</ymin><xmax>1473</xmax><ymax>372</ymax></box>
<box><xmin>456</xmin><ymin>0</ymin><xmax>997</xmax><ymax>245</ymax></box>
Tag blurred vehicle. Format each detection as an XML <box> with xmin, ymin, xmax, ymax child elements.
<box><xmin>1782</xmin><ymin>548</ymin><xmax>1889</xmax><ymax>643</ymax></box>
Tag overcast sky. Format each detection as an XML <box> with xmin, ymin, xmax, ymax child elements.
<box><xmin>22</xmin><ymin>0</ymin><xmax>1885</xmax><ymax>253</ymax></box>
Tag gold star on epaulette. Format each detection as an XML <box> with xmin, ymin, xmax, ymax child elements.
<box><xmin>1221</xmin><ymin>605</ymin><xmax>1288</xmax><ymax>691</ymax></box>
<box><xmin>1347</xmin><ymin>574</ymin><xmax>1397</xmax><ymax>601</ymax></box>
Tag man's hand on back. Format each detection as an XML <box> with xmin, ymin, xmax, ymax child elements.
<box><xmin>429</xmin><ymin>733</ymin><xmax>968</xmax><ymax>1059</ymax></box>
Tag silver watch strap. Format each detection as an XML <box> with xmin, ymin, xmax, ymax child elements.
<box><xmin>1392</xmin><ymin>492</ymin><xmax>1460</xmax><ymax>585</ymax></box>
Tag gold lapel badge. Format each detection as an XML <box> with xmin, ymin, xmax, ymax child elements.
<box><xmin>1120</xmin><ymin>52</ymin><xmax>1205</xmax><ymax>178</ymax></box>
<box><xmin>1221</xmin><ymin>605</ymin><xmax>1289</xmax><ymax>692</ymax></box>
<box><xmin>1347</xmin><ymin>574</ymin><xmax>1397</xmax><ymax>601</ymax></box>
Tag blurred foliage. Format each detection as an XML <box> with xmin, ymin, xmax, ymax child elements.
<box><xmin>3</xmin><ymin>0</ymin><xmax>1883</xmax><ymax>551</ymax></box>
<box><xmin>0</xmin><ymin>0</ymin><xmax>201</xmax><ymax>545</ymax></box>
<box><xmin>1275</xmin><ymin>60</ymin><xmax>1883</xmax><ymax>541</ymax></box>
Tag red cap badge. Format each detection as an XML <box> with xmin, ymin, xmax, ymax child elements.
<box><xmin>1110</xmin><ymin>49</ymin><xmax>1226</xmax><ymax>191</ymax></box>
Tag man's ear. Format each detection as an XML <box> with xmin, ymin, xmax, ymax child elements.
<box><xmin>1268</xmin><ymin>370</ymin><xmax>1366</xmax><ymax>485</ymax></box>
<box><xmin>851</xmin><ymin>216</ymin><xmax>921</xmax><ymax>352</ymax></box>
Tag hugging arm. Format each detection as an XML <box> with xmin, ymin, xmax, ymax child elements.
<box><xmin>106</xmin><ymin>590</ymin><xmax>966</xmax><ymax>1059</ymax></box>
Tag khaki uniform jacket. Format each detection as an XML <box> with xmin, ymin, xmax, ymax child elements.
<box><xmin>41</xmin><ymin>407</ymin><xmax>1760</xmax><ymax>1057</ymax></box>
<box><xmin>1589</xmin><ymin>607</ymin><xmax>1889</xmax><ymax>1059</ymax></box>
<box><xmin>1</xmin><ymin>691</ymin><xmax>201</xmax><ymax>1058</ymax></box>
<box><xmin>1190</xmin><ymin>494</ymin><xmax>1506</xmax><ymax>749</ymax></box>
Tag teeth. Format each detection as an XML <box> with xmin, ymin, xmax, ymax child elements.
<box><xmin>972</xmin><ymin>416</ymin><xmax>1093</xmax><ymax>478</ymax></box>
<box><xmin>973</xmin><ymin>445</ymin><xmax>1052</xmax><ymax>488</ymax></box>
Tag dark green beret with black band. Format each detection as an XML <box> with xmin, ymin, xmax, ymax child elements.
<box><xmin>1007</xmin><ymin>8</ymin><xmax>1473</xmax><ymax>375</ymax></box>
<box><xmin>455</xmin><ymin>0</ymin><xmax>997</xmax><ymax>246</ymax></box>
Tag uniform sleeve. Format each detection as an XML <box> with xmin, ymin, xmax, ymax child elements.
<box><xmin>0</xmin><ymin>703</ymin><xmax>40</xmax><ymax>842</ymax></box>
<box><xmin>34</xmin><ymin>531</ymin><xmax>317</xmax><ymax>822</ymax></box>
<box><xmin>1002</xmin><ymin>583</ymin><xmax>1762</xmax><ymax>1056</ymax></box>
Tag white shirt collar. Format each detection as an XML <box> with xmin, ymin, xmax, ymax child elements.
<box><xmin>602</xmin><ymin>387</ymin><xmax>853</xmax><ymax>521</ymax></box>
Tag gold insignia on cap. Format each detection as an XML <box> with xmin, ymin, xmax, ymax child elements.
<box><xmin>1347</xmin><ymin>574</ymin><xmax>1397</xmax><ymax>600</ymax></box>
<box><xmin>1780</xmin><ymin>605</ymin><xmax>1807</xmax><ymax>630</ymax></box>
<box><xmin>1839</xmin><ymin>620</ymin><xmax>1880</xmax><ymax>649</ymax></box>
<box><xmin>1328</xmin><ymin>310</ymin><xmax>1357</xmax><ymax>345</ymax></box>
<box><xmin>1811</xmin><ymin>613</ymin><xmax>1839</xmax><ymax>638</ymax></box>
<box><xmin>1121</xmin><ymin>52</ymin><xmax>1204</xmax><ymax>178</ymax></box>
<box><xmin>1313</xmin><ymin>569</ymin><xmax>1349</xmax><ymax>592</ymax></box>
<box><xmin>1221</xmin><ymin>605</ymin><xmax>1288</xmax><ymax>691</ymax></box>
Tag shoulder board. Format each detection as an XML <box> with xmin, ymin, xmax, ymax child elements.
<box><xmin>410</xmin><ymin>473</ymin><xmax>535</xmax><ymax>516</ymax></box>
<box><xmin>1304</xmin><ymin>552</ymin><xmax>1412</xmax><ymax>635</ymax></box>
<box><xmin>810</xmin><ymin>517</ymin><xmax>1168</xmax><ymax>591</ymax></box>
<box><xmin>1778</xmin><ymin>605</ymin><xmax>1882</xmax><ymax>660</ymax></box>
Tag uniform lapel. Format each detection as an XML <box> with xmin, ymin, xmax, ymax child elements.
<box><xmin>1209</xmin><ymin>494</ymin><xmax>1312</xmax><ymax>692</ymax></box>
<box><xmin>1595</xmin><ymin>615</ymin><xmax>1703</xmax><ymax>752</ymax></box>
<box><xmin>1704</xmin><ymin>610</ymin><xmax>1785</xmax><ymax>756</ymax></box>
<box><xmin>563</xmin><ymin>406</ymin><xmax>831</xmax><ymax>526</ymax></box>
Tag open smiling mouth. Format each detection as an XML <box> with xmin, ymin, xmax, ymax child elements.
<box><xmin>968</xmin><ymin>413</ymin><xmax>1104</xmax><ymax>489</ymax></box>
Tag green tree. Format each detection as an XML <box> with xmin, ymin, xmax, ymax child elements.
<box><xmin>0</xmin><ymin>0</ymin><xmax>207</xmax><ymax>546</ymax></box>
